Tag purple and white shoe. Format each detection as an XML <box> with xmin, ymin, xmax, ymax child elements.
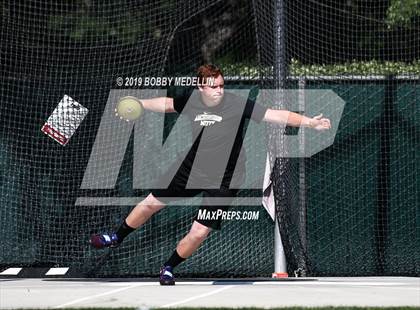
<box><xmin>89</xmin><ymin>233</ymin><xmax>120</xmax><ymax>249</ymax></box>
<box><xmin>159</xmin><ymin>265</ymin><xmax>175</xmax><ymax>285</ymax></box>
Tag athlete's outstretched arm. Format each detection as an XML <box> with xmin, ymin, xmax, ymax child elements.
<box><xmin>262</xmin><ymin>109</ymin><xmax>331</xmax><ymax>130</ymax></box>
<box><xmin>141</xmin><ymin>97</ymin><xmax>176</xmax><ymax>113</ymax></box>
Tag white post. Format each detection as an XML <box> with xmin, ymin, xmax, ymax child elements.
<box><xmin>273</xmin><ymin>220</ymin><xmax>288</xmax><ymax>277</ymax></box>
<box><xmin>262</xmin><ymin>154</ymin><xmax>288</xmax><ymax>278</ymax></box>
<box><xmin>272</xmin><ymin>0</ymin><xmax>288</xmax><ymax>279</ymax></box>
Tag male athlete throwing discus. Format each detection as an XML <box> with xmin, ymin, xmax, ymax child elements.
<box><xmin>90</xmin><ymin>64</ymin><xmax>331</xmax><ymax>285</ymax></box>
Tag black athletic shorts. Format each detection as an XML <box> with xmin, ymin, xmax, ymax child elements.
<box><xmin>151</xmin><ymin>165</ymin><xmax>240</xmax><ymax>230</ymax></box>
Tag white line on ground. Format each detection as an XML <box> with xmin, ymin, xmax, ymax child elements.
<box><xmin>161</xmin><ymin>285</ymin><xmax>234</xmax><ymax>308</ymax></box>
<box><xmin>84</xmin><ymin>280</ymin><xmax>411</xmax><ymax>287</ymax></box>
<box><xmin>53</xmin><ymin>283</ymin><xmax>151</xmax><ymax>308</ymax></box>
<box><xmin>105</xmin><ymin>281</ymin><xmax>215</xmax><ymax>286</ymax></box>
<box><xmin>172</xmin><ymin>281</ymin><xmax>215</xmax><ymax>285</ymax></box>
<box><xmin>45</xmin><ymin>268</ymin><xmax>69</xmax><ymax>276</ymax></box>
<box><xmin>0</xmin><ymin>268</ymin><xmax>22</xmax><ymax>275</ymax></box>
<box><xmin>253</xmin><ymin>281</ymin><xmax>409</xmax><ymax>286</ymax></box>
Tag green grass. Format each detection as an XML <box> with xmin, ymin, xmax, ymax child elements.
<box><xmin>12</xmin><ymin>307</ymin><xmax>419</xmax><ymax>310</ymax></box>
<box><xmin>165</xmin><ymin>308</ymin><xmax>418</xmax><ymax>310</ymax></box>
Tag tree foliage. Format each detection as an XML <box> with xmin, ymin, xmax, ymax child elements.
<box><xmin>386</xmin><ymin>0</ymin><xmax>420</xmax><ymax>27</ymax></box>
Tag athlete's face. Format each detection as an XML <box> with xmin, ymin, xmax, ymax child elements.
<box><xmin>199</xmin><ymin>75</ymin><xmax>224</xmax><ymax>107</ymax></box>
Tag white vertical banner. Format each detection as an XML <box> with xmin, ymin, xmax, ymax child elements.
<box><xmin>262</xmin><ymin>153</ymin><xmax>275</xmax><ymax>220</ymax></box>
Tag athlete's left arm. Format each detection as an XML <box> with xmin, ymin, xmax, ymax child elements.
<box><xmin>262</xmin><ymin>109</ymin><xmax>331</xmax><ymax>130</ymax></box>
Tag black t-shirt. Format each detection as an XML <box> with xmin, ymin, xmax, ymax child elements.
<box><xmin>169</xmin><ymin>89</ymin><xmax>267</xmax><ymax>188</ymax></box>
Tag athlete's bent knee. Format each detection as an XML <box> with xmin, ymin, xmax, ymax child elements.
<box><xmin>138</xmin><ymin>193</ymin><xmax>166</xmax><ymax>213</ymax></box>
<box><xmin>189</xmin><ymin>221</ymin><xmax>211</xmax><ymax>241</ymax></box>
